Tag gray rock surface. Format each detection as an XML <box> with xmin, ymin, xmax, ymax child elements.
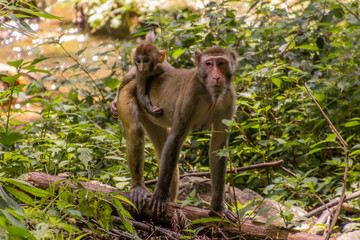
<box><xmin>178</xmin><ymin>176</ymin><xmax>307</xmax><ymax>227</ymax></box>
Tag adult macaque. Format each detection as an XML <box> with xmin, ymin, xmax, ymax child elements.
<box><xmin>116</xmin><ymin>46</ymin><xmax>237</xmax><ymax>218</ymax></box>
<box><xmin>110</xmin><ymin>31</ymin><xmax>173</xmax><ymax>117</ymax></box>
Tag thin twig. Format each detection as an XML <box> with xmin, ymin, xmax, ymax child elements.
<box><xmin>279</xmin><ymin>166</ymin><xmax>297</xmax><ymax>178</ymax></box>
<box><xmin>303</xmin><ymin>83</ymin><xmax>349</xmax><ymax>240</ymax></box>
<box><xmin>334</xmin><ymin>0</ymin><xmax>360</xmax><ymax>22</ymax></box>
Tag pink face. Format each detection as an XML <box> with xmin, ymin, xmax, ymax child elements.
<box><xmin>202</xmin><ymin>56</ymin><xmax>230</xmax><ymax>87</ymax></box>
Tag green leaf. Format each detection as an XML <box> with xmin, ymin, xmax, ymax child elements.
<box><xmin>295</xmin><ymin>45</ymin><xmax>320</xmax><ymax>51</ymax></box>
<box><xmin>77</xmin><ymin>148</ymin><xmax>93</xmax><ymax>169</ymax></box>
<box><xmin>333</xmin><ymin>6</ymin><xmax>344</xmax><ymax>19</ymax></box>
<box><xmin>111</xmin><ymin>198</ymin><xmax>134</xmax><ymax>233</ymax></box>
<box><xmin>76</xmin><ymin>47</ymin><xmax>87</xmax><ymax>57</ymax></box>
<box><xmin>172</xmin><ymin>49</ymin><xmax>186</xmax><ymax>59</ymax></box>
<box><xmin>16</xmin><ymin>7</ymin><xmax>62</xmax><ymax>20</ymax></box>
<box><xmin>0</xmin><ymin>133</ymin><xmax>23</xmax><ymax>145</ymax></box>
<box><xmin>74</xmin><ymin>233</ymin><xmax>90</xmax><ymax>240</ymax></box>
<box><xmin>7</xmin><ymin>60</ymin><xmax>23</xmax><ymax>68</ymax></box>
<box><xmin>265</xmin><ymin>215</ymin><xmax>280</xmax><ymax>229</ymax></box>
<box><xmin>344</xmin><ymin>121</ymin><xmax>360</xmax><ymax>127</ymax></box>
<box><xmin>105</xmin><ymin>78</ymin><xmax>121</xmax><ymax>90</ymax></box>
<box><xmin>350</xmin><ymin>149</ymin><xmax>360</xmax><ymax>156</ymax></box>
<box><xmin>4</xmin><ymin>186</ymin><xmax>35</xmax><ymax>206</ymax></box>
<box><xmin>181</xmin><ymin>199</ymin><xmax>192</xmax><ymax>207</ymax></box>
<box><xmin>256</xmin><ymin>207</ymin><xmax>271</xmax><ymax>216</ymax></box>
<box><xmin>314</xmin><ymin>93</ymin><xmax>325</xmax><ymax>102</ymax></box>
<box><xmin>55</xmin><ymin>223</ymin><xmax>79</xmax><ymax>233</ymax></box>
<box><xmin>7</xmin><ymin>226</ymin><xmax>36</xmax><ymax>239</ymax></box>
<box><xmin>222</xmin><ymin>119</ymin><xmax>234</xmax><ymax>127</ymax></box>
<box><xmin>272</xmin><ymin>78</ymin><xmax>282</xmax><ymax>88</ymax></box>
<box><xmin>2</xmin><ymin>210</ymin><xmax>26</xmax><ymax>229</ymax></box>
<box><xmin>113</xmin><ymin>195</ymin><xmax>137</xmax><ymax>212</ymax></box>
<box><xmin>20</xmin><ymin>20</ymin><xmax>35</xmax><ymax>33</ymax></box>
<box><xmin>307</xmin><ymin>148</ymin><xmax>323</xmax><ymax>155</ymax></box>
<box><xmin>0</xmin><ymin>186</ymin><xmax>23</xmax><ymax>212</ymax></box>
<box><xmin>5</xmin><ymin>179</ymin><xmax>50</xmax><ymax>198</ymax></box>
<box><xmin>191</xmin><ymin>217</ymin><xmax>230</xmax><ymax>224</ymax></box>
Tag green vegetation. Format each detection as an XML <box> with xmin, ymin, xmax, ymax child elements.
<box><xmin>1</xmin><ymin>0</ymin><xmax>360</xmax><ymax>238</ymax></box>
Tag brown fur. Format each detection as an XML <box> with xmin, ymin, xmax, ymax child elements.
<box><xmin>110</xmin><ymin>31</ymin><xmax>174</xmax><ymax>117</ymax></box>
<box><xmin>116</xmin><ymin>46</ymin><xmax>238</xmax><ymax>218</ymax></box>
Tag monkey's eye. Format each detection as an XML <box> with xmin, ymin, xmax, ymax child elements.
<box><xmin>218</xmin><ymin>61</ymin><xmax>226</xmax><ymax>66</ymax></box>
<box><xmin>144</xmin><ymin>59</ymin><xmax>150</xmax><ymax>63</ymax></box>
<box><xmin>205</xmin><ymin>61</ymin><xmax>213</xmax><ymax>66</ymax></box>
<box><xmin>136</xmin><ymin>59</ymin><xmax>141</xmax><ymax>64</ymax></box>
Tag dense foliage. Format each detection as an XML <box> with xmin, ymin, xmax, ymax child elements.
<box><xmin>1</xmin><ymin>0</ymin><xmax>360</xmax><ymax>238</ymax></box>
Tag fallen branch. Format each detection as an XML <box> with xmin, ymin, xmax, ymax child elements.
<box><xmin>304</xmin><ymin>190</ymin><xmax>360</xmax><ymax>218</ymax></box>
<box><xmin>25</xmin><ymin>171</ymin><xmax>324</xmax><ymax>240</ymax></box>
<box><xmin>145</xmin><ymin>160</ymin><xmax>287</xmax><ymax>185</ymax></box>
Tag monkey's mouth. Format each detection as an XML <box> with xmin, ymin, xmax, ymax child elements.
<box><xmin>212</xmin><ymin>86</ymin><xmax>224</xmax><ymax>94</ymax></box>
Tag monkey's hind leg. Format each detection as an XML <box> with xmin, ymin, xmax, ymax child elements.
<box><xmin>117</xmin><ymin>82</ymin><xmax>151</xmax><ymax>211</ymax></box>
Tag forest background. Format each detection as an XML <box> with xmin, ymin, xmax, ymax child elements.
<box><xmin>0</xmin><ymin>0</ymin><xmax>360</xmax><ymax>239</ymax></box>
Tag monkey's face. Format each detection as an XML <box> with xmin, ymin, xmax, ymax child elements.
<box><xmin>194</xmin><ymin>47</ymin><xmax>237</xmax><ymax>105</ymax></box>
<box><xmin>200</xmin><ymin>55</ymin><xmax>233</xmax><ymax>98</ymax></box>
<box><xmin>135</xmin><ymin>55</ymin><xmax>156</xmax><ymax>72</ymax></box>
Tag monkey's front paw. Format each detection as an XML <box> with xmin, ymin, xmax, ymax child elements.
<box><xmin>110</xmin><ymin>100</ymin><xmax>118</xmax><ymax>117</ymax></box>
<box><xmin>149</xmin><ymin>192</ymin><xmax>167</xmax><ymax>216</ymax></box>
<box><xmin>130</xmin><ymin>186</ymin><xmax>152</xmax><ymax>212</ymax></box>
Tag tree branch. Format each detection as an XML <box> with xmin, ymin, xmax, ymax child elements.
<box><xmin>25</xmin><ymin>171</ymin><xmax>323</xmax><ymax>240</ymax></box>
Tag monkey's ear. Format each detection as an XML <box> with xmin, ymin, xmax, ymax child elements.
<box><xmin>159</xmin><ymin>50</ymin><xmax>166</xmax><ymax>63</ymax></box>
<box><xmin>195</xmin><ymin>50</ymin><xmax>202</xmax><ymax>67</ymax></box>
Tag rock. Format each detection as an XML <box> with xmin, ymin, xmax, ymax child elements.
<box><xmin>178</xmin><ymin>176</ymin><xmax>309</xmax><ymax>228</ymax></box>
<box><xmin>337</xmin><ymin>230</ymin><xmax>360</xmax><ymax>240</ymax></box>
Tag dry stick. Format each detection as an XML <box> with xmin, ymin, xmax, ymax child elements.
<box><xmin>304</xmin><ymin>190</ymin><xmax>360</xmax><ymax>218</ymax></box>
<box><xmin>144</xmin><ymin>160</ymin><xmax>285</xmax><ymax>185</ymax></box>
<box><xmin>304</xmin><ymin>83</ymin><xmax>349</xmax><ymax>240</ymax></box>
<box><xmin>279</xmin><ymin>166</ymin><xmax>297</xmax><ymax>178</ymax></box>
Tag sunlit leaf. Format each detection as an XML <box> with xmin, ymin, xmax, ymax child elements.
<box><xmin>344</xmin><ymin>121</ymin><xmax>360</xmax><ymax>127</ymax></box>
<box><xmin>272</xmin><ymin>78</ymin><xmax>282</xmax><ymax>88</ymax></box>
<box><xmin>105</xmin><ymin>78</ymin><xmax>120</xmax><ymax>90</ymax></box>
<box><xmin>172</xmin><ymin>49</ymin><xmax>186</xmax><ymax>59</ymax></box>
<box><xmin>7</xmin><ymin>60</ymin><xmax>23</xmax><ymax>69</ymax></box>
<box><xmin>295</xmin><ymin>45</ymin><xmax>320</xmax><ymax>50</ymax></box>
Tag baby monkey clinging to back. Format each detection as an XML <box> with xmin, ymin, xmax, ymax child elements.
<box><xmin>133</xmin><ymin>30</ymin><xmax>173</xmax><ymax>116</ymax></box>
